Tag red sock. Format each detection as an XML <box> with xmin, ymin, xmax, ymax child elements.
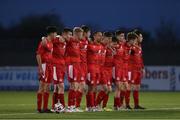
<box><xmin>86</xmin><ymin>93</ymin><xmax>90</xmax><ymax>108</ymax></box>
<box><xmin>43</xmin><ymin>92</ymin><xmax>49</xmax><ymax>110</ymax></box>
<box><xmin>37</xmin><ymin>93</ymin><xmax>42</xmax><ymax>110</ymax></box>
<box><xmin>96</xmin><ymin>91</ymin><xmax>106</xmax><ymax>105</ymax></box>
<box><xmin>52</xmin><ymin>92</ymin><xmax>58</xmax><ymax>109</ymax></box>
<box><xmin>125</xmin><ymin>90</ymin><xmax>131</xmax><ymax>106</ymax></box>
<box><xmin>68</xmin><ymin>89</ymin><xmax>76</xmax><ymax>106</ymax></box>
<box><xmin>89</xmin><ymin>92</ymin><xmax>94</xmax><ymax>107</ymax></box>
<box><xmin>76</xmin><ymin>91</ymin><xmax>83</xmax><ymax>108</ymax></box>
<box><xmin>58</xmin><ymin>93</ymin><xmax>65</xmax><ymax>107</ymax></box>
<box><xmin>120</xmin><ymin>91</ymin><xmax>125</xmax><ymax>106</ymax></box>
<box><xmin>93</xmin><ymin>92</ymin><xmax>96</xmax><ymax>107</ymax></box>
<box><xmin>102</xmin><ymin>93</ymin><xmax>109</xmax><ymax>108</ymax></box>
<box><xmin>133</xmin><ymin>90</ymin><xmax>139</xmax><ymax>107</ymax></box>
<box><xmin>114</xmin><ymin>97</ymin><xmax>120</xmax><ymax>107</ymax></box>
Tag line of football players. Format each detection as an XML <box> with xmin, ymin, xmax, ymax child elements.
<box><xmin>36</xmin><ymin>25</ymin><xmax>145</xmax><ymax>113</ymax></box>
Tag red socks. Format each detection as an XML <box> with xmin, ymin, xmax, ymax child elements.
<box><xmin>120</xmin><ymin>91</ymin><xmax>125</xmax><ymax>105</ymax></box>
<box><xmin>68</xmin><ymin>89</ymin><xmax>76</xmax><ymax>106</ymax></box>
<box><xmin>86</xmin><ymin>93</ymin><xmax>90</xmax><ymax>108</ymax></box>
<box><xmin>76</xmin><ymin>91</ymin><xmax>83</xmax><ymax>108</ymax></box>
<box><xmin>133</xmin><ymin>90</ymin><xmax>139</xmax><ymax>107</ymax></box>
<box><xmin>37</xmin><ymin>93</ymin><xmax>42</xmax><ymax>110</ymax></box>
<box><xmin>102</xmin><ymin>93</ymin><xmax>109</xmax><ymax>108</ymax></box>
<box><xmin>96</xmin><ymin>91</ymin><xmax>106</xmax><ymax>105</ymax></box>
<box><xmin>93</xmin><ymin>92</ymin><xmax>96</xmax><ymax>107</ymax></box>
<box><xmin>125</xmin><ymin>90</ymin><xmax>131</xmax><ymax>106</ymax></box>
<box><xmin>58</xmin><ymin>93</ymin><xmax>65</xmax><ymax>107</ymax></box>
<box><xmin>88</xmin><ymin>92</ymin><xmax>95</xmax><ymax>107</ymax></box>
<box><xmin>114</xmin><ymin>97</ymin><xmax>120</xmax><ymax>107</ymax></box>
<box><xmin>52</xmin><ymin>92</ymin><xmax>58</xmax><ymax>109</ymax></box>
<box><xmin>43</xmin><ymin>92</ymin><xmax>49</xmax><ymax>110</ymax></box>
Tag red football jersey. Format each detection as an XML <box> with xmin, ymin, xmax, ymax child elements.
<box><xmin>100</xmin><ymin>44</ymin><xmax>106</xmax><ymax>66</ymax></box>
<box><xmin>87</xmin><ymin>42</ymin><xmax>103</xmax><ymax>65</ymax></box>
<box><xmin>104</xmin><ymin>46</ymin><xmax>114</xmax><ymax>67</ymax></box>
<box><xmin>65</xmin><ymin>38</ymin><xmax>81</xmax><ymax>64</ymax></box>
<box><xmin>52</xmin><ymin>36</ymin><xmax>66</xmax><ymax>65</ymax></box>
<box><xmin>36</xmin><ymin>39</ymin><xmax>53</xmax><ymax>63</ymax></box>
<box><xmin>113</xmin><ymin>42</ymin><xmax>126</xmax><ymax>65</ymax></box>
<box><xmin>131</xmin><ymin>44</ymin><xmax>144</xmax><ymax>69</ymax></box>
<box><xmin>123</xmin><ymin>43</ymin><xmax>132</xmax><ymax>69</ymax></box>
<box><xmin>79</xmin><ymin>38</ymin><xmax>88</xmax><ymax>63</ymax></box>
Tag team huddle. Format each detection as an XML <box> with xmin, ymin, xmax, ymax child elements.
<box><xmin>36</xmin><ymin>25</ymin><xmax>145</xmax><ymax>113</ymax></box>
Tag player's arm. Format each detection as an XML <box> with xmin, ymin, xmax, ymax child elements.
<box><xmin>36</xmin><ymin>54</ymin><xmax>44</xmax><ymax>76</ymax></box>
<box><xmin>36</xmin><ymin>43</ymin><xmax>44</xmax><ymax>75</ymax></box>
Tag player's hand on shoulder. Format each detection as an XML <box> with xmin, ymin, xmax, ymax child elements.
<box><xmin>56</xmin><ymin>35</ymin><xmax>65</xmax><ymax>42</ymax></box>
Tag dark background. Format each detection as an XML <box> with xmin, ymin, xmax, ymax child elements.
<box><xmin>0</xmin><ymin>0</ymin><xmax>180</xmax><ymax>66</ymax></box>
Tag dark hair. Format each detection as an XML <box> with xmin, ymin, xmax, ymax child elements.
<box><xmin>81</xmin><ymin>25</ymin><xmax>90</xmax><ymax>33</ymax></box>
<box><xmin>46</xmin><ymin>26</ymin><xmax>57</xmax><ymax>35</ymax></box>
<box><xmin>112</xmin><ymin>37</ymin><xmax>118</xmax><ymax>42</ymax></box>
<box><xmin>103</xmin><ymin>32</ymin><xmax>113</xmax><ymax>37</ymax></box>
<box><xmin>127</xmin><ymin>32</ymin><xmax>138</xmax><ymax>41</ymax></box>
<box><xmin>115</xmin><ymin>30</ymin><xmax>125</xmax><ymax>36</ymax></box>
<box><xmin>93</xmin><ymin>31</ymin><xmax>102</xmax><ymax>36</ymax></box>
<box><xmin>62</xmin><ymin>28</ymin><xmax>72</xmax><ymax>33</ymax></box>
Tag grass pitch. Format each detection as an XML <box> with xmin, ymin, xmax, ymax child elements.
<box><xmin>0</xmin><ymin>91</ymin><xmax>180</xmax><ymax>119</ymax></box>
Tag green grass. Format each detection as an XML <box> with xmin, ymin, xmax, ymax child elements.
<box><xmin>0</xmin><ymin>91</ymin><xmax>180</xmax><ymax>119</ymax></box>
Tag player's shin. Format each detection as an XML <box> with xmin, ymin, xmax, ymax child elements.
<box><xmin>133</xmin><ymin>90</ymin><xmax>139</xmax><ymax>107</ymax></box>
<box><xmin>52</xmin><ymin>85</ymin><xmax>58</xmax><ymax>109</ymax></box>
<box><xmin>43</xmin><ymin>84</ymin><xmax>50</xmax><ymax>110</ymax></box>
<box><xmin>37</xmin><ymin>92</ymin><xmax>42</xmax><ymax>111</ymax></box>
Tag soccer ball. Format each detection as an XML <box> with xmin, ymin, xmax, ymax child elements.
<box><xmin>54</xmin><ymin>102</ymin><xmax>65</xmax><ymax>113</ymax></box>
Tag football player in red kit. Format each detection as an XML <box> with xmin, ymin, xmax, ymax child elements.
<box><xmin>86</xmin><ymin>31</ymin><xmax>103</xmax><ymax>112</ymax></box>
<box><xmin>65</xmin><ymin>27</ymin><xmax>83</xmax><ymax>112</ymax></box>
<box><xmin>75</xmin><ymin>25</ymin><xmax>90</xmax><ymax>110</ymax></box>
<box><xmin>122</xmin><ymin>32</ymin><xmax>137</xmax><ymax>110</ymax></box>
<box><xmin>51</xmin><ymin>28</ymin><xmax>72</xmax><ymax>112</ymax></box>
<box><xmin>36</xmin><ymin>26</ymin><xmax>57</xmax><ymax>113</ymax></box>
<box><xmin>96</xmin><ymin>32</ymin><xmax>114</xmax><ymax>111</ymax></box>
<box><xmin>113</xmin><ymin>30</ymin><xmax>127</xmax><ymax>110</ymax></box>
<box><xmin>130</xmin><ymin>30</ymin><xmax>145</xmax><ymax>109</ymax></box>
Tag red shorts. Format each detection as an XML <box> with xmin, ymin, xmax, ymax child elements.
<box><xmin>100</xmin><ymin>67</ymin><xmax>113</xmax><ymax>86</ymax></box>
<box><xmin>87</xmin><ymin>64</ymin><xmax>101</xmax><ymax>86</ymax></box>
<box><xmin>79</xmin><ymin>62</ymin><xmax>87</xmax><ymax>82</ymax></box>
<box><xmin>53</xmin><ymin>64</ymin><xmax>66</xmax><ymax>84</ymax></box>
<box><xmin>38</xmin><ymin>63</ymin><xmax>53</xmax><ymax>84</ymax></box>
<box><xmin>131</xmin><ymin>70</ymin><xmax>142</xmax><ymax>85</ymax></box>
<box><xmin>114</xmin><ymin>64</ymin><xmax>125</xmax><ymax>83</ymax></box>
<box><xmin>67</xmin><ymin>63</ymin><xmax>81</xmax><ymax>83</ymax></box>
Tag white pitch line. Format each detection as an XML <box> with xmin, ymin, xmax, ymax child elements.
<box><xmin>0</xmin><ymin>104</ymin><xmax>34</xmax><ymax>106</ymax></box>
<box><xmin>0</xmin><ymin>113</ymin><xmax>37</xmax><ymax>116</ymax></box>
<box><xmin>0</xmin><ymin>107</ymin><xmax>180</xmax><ymax>116</ymax></box>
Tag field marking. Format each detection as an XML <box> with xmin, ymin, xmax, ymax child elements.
<box><xmin>0</xmin><ymin>112</ymin><xmax>37</xmax><ymax>116</ymax></box>
<box><xmin>0</xmin><ymin>107</ymin><xmax>180</xmax><ymax>116</ymax></box>
<box><xmin>0</xmin><ymin>104</ymin><xmax>34</xmax><ymax>106</ymax></box>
